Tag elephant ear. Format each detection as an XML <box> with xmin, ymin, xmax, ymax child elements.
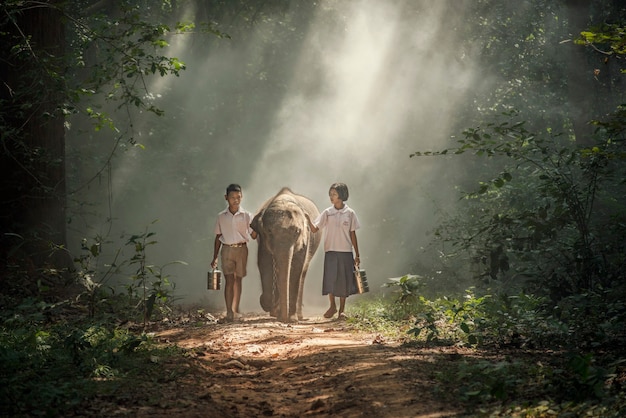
<box><xmin>251</xmin><ymin>210</ymin><xmax>263</xmax><ymax>233</ymax></box>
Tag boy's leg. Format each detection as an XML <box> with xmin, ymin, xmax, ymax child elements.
<box><xmin>224</xmin><ymin>274</ymin><xmax>235</xmax><ymax>321</ymax></box>
<box><xmin>231</xmin><ymin>246</ymin><xmax>247</xmax><ymax>317</ymax></box>
<box><xmin>232</xmin><ymin>275</ymin><xmax>243</xmax><ymax>315</ymax></box>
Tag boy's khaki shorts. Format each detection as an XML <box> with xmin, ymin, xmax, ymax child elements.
<box><xmin>220</xmin><ymin>245</ymin><xmax>248</xmax><ymax>277</ymax></box>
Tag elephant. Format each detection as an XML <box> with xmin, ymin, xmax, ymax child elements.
<box><xmin>251</xmin><ymin>187</ymin><xmax>321</xmax><ymax>322</ymax></box>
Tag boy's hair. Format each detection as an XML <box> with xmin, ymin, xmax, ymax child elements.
<box><xmin>330</xmin><ymin>182</ymin><xmax>349</xmax><ymax>201</ymax></box>
<box><xmin>226</xmin><ymin>183</ymin><xmax>242</xmax><ymax>195</ymax></box>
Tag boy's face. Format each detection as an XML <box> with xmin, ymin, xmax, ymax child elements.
<box><xmin>225</xmin><ymin>191</ymin><xmax>242</xmax><ymax>209</ymax></box>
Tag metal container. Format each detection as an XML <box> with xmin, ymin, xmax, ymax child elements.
<box><xmin>207</xmin><ymin>269</ymin><xmax>222</xmax><ymax>290</ymax></box>
<box><xmin>354</xmin><ymin>268</ymin><xmax>369</xmax><ymax>294</ymax></box>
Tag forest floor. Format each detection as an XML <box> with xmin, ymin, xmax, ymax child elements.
<box><xmin>80</xmin><ymin>311</ymin><xmax>478</xmax><ymax>418</ymax></box>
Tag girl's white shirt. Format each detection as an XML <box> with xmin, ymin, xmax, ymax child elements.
<box><xmin>313</xmin><ymin>204</ymin><xmax>360</xmax><ymax>253</ymax></box>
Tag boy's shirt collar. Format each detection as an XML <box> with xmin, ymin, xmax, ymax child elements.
<box><xmin>221</xmin><ymin>206</ymin><xmax>245</xmax><ymax>215</ymax></box>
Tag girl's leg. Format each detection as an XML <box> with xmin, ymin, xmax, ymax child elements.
<box><xmin>224</xmin><ymin>274</ymin><xmax>235</xmax><ymax>321</ymax></box>
<box><xmin>338</xmin><ymin>297</ymin><xmax>346</xmax><ymax>316</ymax></box>
<box><xmin>324</xmin><ymin>294</ymin><xmax>337</xmax><ymax>318</ymax></box>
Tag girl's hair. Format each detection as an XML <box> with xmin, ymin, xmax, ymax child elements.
<box><xmin>226</xmin><ymin>183</ymin><xmax>242</xmax><ymax>194</ymax></box>
<box><xmin>330</xmin><ymin>182</ymin><xmax>349</xmax><ymax>201</ymax></box>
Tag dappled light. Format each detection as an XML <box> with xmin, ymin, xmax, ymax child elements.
<box><xmin>137</xmin><ymin>313</ymin><xmax>468</xmax><ymax>417</ymax></box>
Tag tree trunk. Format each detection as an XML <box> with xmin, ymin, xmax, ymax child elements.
<box><xmin>0</xmin><ymin>1</ymin><xmax>71</xmax><ymax>284</ymax></box>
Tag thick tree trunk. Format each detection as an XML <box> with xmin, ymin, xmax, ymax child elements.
<box><xmin>0</xmin><ymin>2</ymin><xmax>71</xmax><ymax>283</ymax></box>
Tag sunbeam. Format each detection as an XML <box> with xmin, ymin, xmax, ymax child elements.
<box><xmin>68</xmin><ymin>0</ymin><xmax>479</xmax><ymax>315</ymax></box>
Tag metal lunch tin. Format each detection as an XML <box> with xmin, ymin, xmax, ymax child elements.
<box><xmin>354</xmin><ymin>268</ymin><xmax>369</xmax><ymax>294</ymax></box>
<box><xmin>207</xmin><ymin>269</ymin><xmax>222</xmax><ymax>290</ymax></box>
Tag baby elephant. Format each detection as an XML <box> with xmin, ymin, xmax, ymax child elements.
<box><xmin>251</xmin><ymin>187</ymin><xmax>321</xmax><ymax>322</ymax></box>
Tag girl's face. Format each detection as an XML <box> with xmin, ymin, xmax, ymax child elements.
<box><xmin>329</xmin><ymin>188</ymin><xmax>343</xmax><ymax>208</ymax></box>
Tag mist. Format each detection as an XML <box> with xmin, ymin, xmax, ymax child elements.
<box><xmin>67</xmin><ymin>0</ymin><xmax>482</xmax><ymax>316</ymax></box>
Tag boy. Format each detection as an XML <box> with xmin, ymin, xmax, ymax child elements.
<box><xmin>211</xmin><ymin>184</ymin><xmax>257</xmax><ymax>322</ymax></box>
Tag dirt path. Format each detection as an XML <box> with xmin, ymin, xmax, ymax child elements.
<box><xmin>139</xmin><ymin>313</ymin><xmax>467</xmax><ymax>418</ymax></box>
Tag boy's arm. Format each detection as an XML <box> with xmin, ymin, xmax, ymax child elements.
<box><xmin>248</xmin><ymin>211</ymin><xmax>258</xmax><ymax>240</ymax></box>
<box><xmin>211</xmin><ymin>234</ymin><xmax>222</xmax><ymax>269</ymax></box>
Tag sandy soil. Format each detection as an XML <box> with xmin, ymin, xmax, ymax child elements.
<box><xmin>131</xmin><ymin>312</ymin><xmax>469</xmax><ymax>418</ymax></box>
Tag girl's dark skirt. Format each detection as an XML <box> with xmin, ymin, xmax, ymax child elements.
<box><xmin>322</xmin><ymin>251</ymin><xmax>357</xmax><ymax>297</ymax></box>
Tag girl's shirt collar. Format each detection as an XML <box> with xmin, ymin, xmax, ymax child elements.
<box><xmin>330</xmin><ymin>203</ymin><xmax>349</xmax><ymax>213</ymax></box>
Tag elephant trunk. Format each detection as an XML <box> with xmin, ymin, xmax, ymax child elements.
<box><xmin>273</xmin><ymin>244</ymin><xmax>295</xmax><ymax>322</ymax></box>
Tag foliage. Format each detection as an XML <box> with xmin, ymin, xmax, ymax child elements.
<box><xmin>0</xmin><ymin>298</ymin><xmax>182</xmax><ymax>417</ymax></box>
<box><xmin>0</xmin><ymin>225</ymin><xmax>185</xmax><ymax>416</ymax></box>
<box><xmin>412</xmin><ymin>0</ymin><xmax>626</xmax><ymax>313</ymax></box>
<box><xmin>578</xmin><ymin>23</ymin><xmax>626</xmax><ymax>59</ymax></box>
<box><xmin>433</xmin><ymin>352</ymin><xmax>626</xmax><ymax>414</ymax></box>
<box><xmin>64</xmin><ymin>0</ymin><xmax>195</xmax><ymax>132</ymax></box>
<box><xmin>399</xmin><ymin>12</ymin><xmax>626</xmax><ymax>417</ymax></box>
<box><xmin>0</xmin><ymin>0</ymin><xmax>203</xmax><ymax>287</ymax></box>
<box><xmin>412</xmin><ymin>109</ymin><xmax>626</xmax><ymax>344</ymax></box>
<box><xmin>350</xmin><ymin>287</ymin><xmax>626</xmax><ymax>416</ymax></box>
<box><xmin>347</xmin><ymin>295</ymin><xmax>419</xmax><ymax>341</ymax></box>
<box><xmin>73</xmin><ymin>235</ymin><xmax>121</xmax><ymax>317</ymax></box>
<box><xmin>124</xmin><ymin>222</ymin><xmax>186</xmax><ymax>325</ymax></box>
<box><xmin>382</xmin><ymin>274</ymin><xmax>425</xmax><ymax>314</ymax></box>
<box><xmin>73</xmin><ymin>224</ymin><xmax>186</xmax><ymax>323</ymax></box>
<box><xmin>394</xmin><ymin>9</ymin><xmax>626</xmax><ymax>377</ymax></box>
<box><xmin>374</xmin><ymin>273</ymin><xmax>625</xmax><ymax>352</ymax></box>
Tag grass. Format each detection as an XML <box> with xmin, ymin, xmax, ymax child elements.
<box><xmin>345</xmin><ymin>292</ymin><xmax>626</xmax><ymax>417</ymax></box>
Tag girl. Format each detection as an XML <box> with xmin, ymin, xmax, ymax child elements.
<box><xmin>306</xmin><ymin>182</ymin><xmax>361</xmax><ymax>320</ymax></box>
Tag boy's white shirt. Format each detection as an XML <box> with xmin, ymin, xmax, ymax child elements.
<box><xmin>214</xmin><ymin>207</ymin><xmax>254</xmax><ymax>245</ymax></box>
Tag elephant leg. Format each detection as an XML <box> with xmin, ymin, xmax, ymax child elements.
<box><xmin>297</xmin><ymin>259</ymin><xmax>313</xmax><ymax>321</ymax></box>
<box><xmin>290</xmin><ymin>248</ymin><xmax>307</xmax><ymax>320</ymax></box>
<box><xmin>270</xmin><ymin>272</ymin><xmax>280</xmax><ymax>318</ymax></box>
<box><xmin>257</xmin><ymin>238</ymin><xmax>274</xmax><ymax>313</ymax></box>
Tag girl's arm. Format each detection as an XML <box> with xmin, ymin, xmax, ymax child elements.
<box><xmin>305</xmin><ymin>213</ymin><xmax>319</xmax><ymax>233</ymax></box>
<box><xmin>350</xmin><ymin>230</ymin><xmax>360</xmax><ymax>266</ymax></box>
